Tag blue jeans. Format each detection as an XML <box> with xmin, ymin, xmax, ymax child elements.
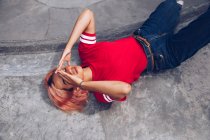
<box><xmin>134</xmin><ymin>0</ymin><xmax>210</xmax><ymax>72</ymax></box>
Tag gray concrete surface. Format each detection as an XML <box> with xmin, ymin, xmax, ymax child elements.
<box><xmin>0</xmin><ymin>34</ymin><xmax>210</xmax><ymax>139</ymax></box>
<box><xmin>0</xmin><ymin>0</ymin><xmax>210</xmax><ymax>140</ymax></box>
<box><xmin>0</xmin><ymin>0</ymin><xmax>209</xmax><ymax>41</ymax></box>
<box><xmin>1</xmin><ymin>0</ymin><xmax>210</xmax><ymax>55</ymax></box>
<box><xmin>0</xmin><ymin>44</ymin><xmax>210</xmax><ymax>140</ymax></box>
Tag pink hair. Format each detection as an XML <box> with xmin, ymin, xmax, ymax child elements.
<box><xmin>44</xmin><ymin>68</ymin><xmax>89</xmax><ymax>112</ymax></box>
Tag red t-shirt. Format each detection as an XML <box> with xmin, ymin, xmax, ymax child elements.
<box><xmin>78</xmin><ymin>32</ymin><xmax>147</xmax><ymax>103</ymax></box>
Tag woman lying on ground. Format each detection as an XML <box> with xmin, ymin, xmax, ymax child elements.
<box><xmin>44</xmin><ymin>0</ymin><xmax>210</xmax><ymax>112</ymax></box>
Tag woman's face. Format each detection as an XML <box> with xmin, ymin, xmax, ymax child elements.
<box><xmin>52</xmin><ymin>66</ymin><xmax>84</xmax><ymax>90</ymax></box>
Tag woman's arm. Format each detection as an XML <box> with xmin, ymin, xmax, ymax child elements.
<box><xmin>66</xmin><ymin>9</ymin><xmax>96</xmax><ymax>49</ymax></box>
<box><xmin>57</xmin><ymin>70</ymin><xmax>132</xmax><ymax>100</ymax></box>
<box><xmin>81</xmin><ymin>81</ymin><xmax>132</xmax><ymax>99</ymax></box>
<box><xmin>57</xmin><ymin>9</ymin><xmax>96</xmax><ymax>70</ymax></box>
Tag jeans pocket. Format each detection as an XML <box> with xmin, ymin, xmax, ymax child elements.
<box><xmin>154</xmin><ymin>53</ymin><xmax>165</xmax><ymax>71</ymax></box>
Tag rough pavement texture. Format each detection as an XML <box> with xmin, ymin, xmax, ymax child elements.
<box><xmin>0</xmin><ymin>0</ymin><xmax>209</xmax><ymax>41</ymax></box>
<box><xmin>1</xmin><ymin>0</ymin><xmax>210</xmax><ymax>55</ymax></box>
<box><xmin>0</xmin><ymin>0</ymin><xmax>210</xmax><ymax>140</ymax></box>
<box><xmin>0</xmin><ymin>44</ymin><xmax>210</xmax><ymax>140</ymax></box>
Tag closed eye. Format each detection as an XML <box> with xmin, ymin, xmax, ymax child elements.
<box><xmin>62</xmin><ymin>78</ymin><xmax>68</xmax><ymax>85</ymax></box>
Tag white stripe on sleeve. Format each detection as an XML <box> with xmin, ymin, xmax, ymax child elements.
<box><xmin>106</xmin><ymin>95</ymin><xmax>114</xmax><ymax>102</ymax></box>
<box><xmin>80</xmin><ymin>37</ymin><xmax>96</xmax><ymax>44</ymax></box>
<box><xmin>81</xmin><ymin>34</ymin><xmax>96</xmax><ymax>40</ymax></box>
<box><xmin>103</xmin><ymin>94</ymin><xmax>114</xmax><ymax>102</ymax></box>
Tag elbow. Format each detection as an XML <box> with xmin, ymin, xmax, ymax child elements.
<box><xmin>114</xmin><ymin>84</ymin><xmax>131</xmax><ymax>99</ymax></box>
<box><xmin>122</xmin><ymin>84</ymin><xmax>132</xmax><ymax>96</ymax></box>
<box><xmin>83</xmin><ymin>8</ymin><xmax>94</xmax><ymax>17</ymax></box>
<box><xmin>111</xmin><ymin>84</ymin><xmax>131</xmax><ymax>100</ymax></box>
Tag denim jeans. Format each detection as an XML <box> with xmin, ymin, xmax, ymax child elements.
<box><xmin>134</xmin><ymin>0</ymin><xmax>210</xmax><ymax>72</ymax></box>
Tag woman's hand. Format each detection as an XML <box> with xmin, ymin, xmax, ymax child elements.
<box><xmin>57</xmin><ymin>70</ymin><xmax>83</xmax><ymax>87</ymax></box>
<box><xmin>56</xmin><ymin>48</ymin><xmax>71</xmax><ymax>73</ymax></box>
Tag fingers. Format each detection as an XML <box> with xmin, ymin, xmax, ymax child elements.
<box><xmin>58</xmin><ymin>70</ymin><xmax>73</xmax><ymax>81</ymax></box>
<box><xmin>57</xmin><ymin>70</ymin><xmax>79</xmax><ymax>87</ymax></box>
<box><xmin>57</xmin><ymin>69</ymin><xmax>83</xmax><ymax>87</ymax></box>
<box><xmin>57</xmin><ymin>71</ymin><xmax>73</xmax><ymax>85</ymax></box>
<box><xmin>65</xmin><ymin>67</ymin><xmax>77</xmax><ymax>75</ymax></box>
<box><xmin>71</xmin><ymin>68</ymin><xmax>77</xmax><ymax>75</ymax></box>
<box><xmin>64</xmin><ymin>67</ymin><xmax>73</xmax><ymax>75</ymax></box>
<box><xmin>64</xmin><ymin>53</ymin><xmax>71</xmax><ymax>66</ymax></box>
<box><xmin>55</xmin><ymin>59</ymin><xmax>64</xmax><ymax>73</ymax></box>
<box><xmin>57</xmin><ymin>71</ymin><xmax>69</xmax><ymax>81</ymax></box>
<box><xmin>57</xmin><ymin>70</ymin><xmax>70</xmax><ymax>79</ymax></box>
<box><xmin>59</xmin><ymin>59</ymin><xmax>64</xmax><ymax>68</ymax></box>
<box><xmin>58</xmin><ymin>70</ymin><xmax>77</xmax><ymax>81</ymax></box>
<box><xmin>56</xmin><ymin>52</ymin><xmax>71</xmax><ymax>73</ymax></box>
<box><xmin>67</xmin><ymin>60</ymin><xmax>71</xmax><ymax>66</ymax></box>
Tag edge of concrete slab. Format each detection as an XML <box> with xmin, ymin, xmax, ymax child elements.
<box><xmin>0</xmin><ymin>2</ymin><xmax>209</xmax><ymax>55</ymax></box>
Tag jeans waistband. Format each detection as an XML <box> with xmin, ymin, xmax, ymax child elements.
<box><xmin>133</xmin><ymin>35</ymin><xmax>154</xmax><ymax>72</ymax></box>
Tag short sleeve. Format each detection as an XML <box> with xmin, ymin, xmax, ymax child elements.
<box><xmin>94</xmin><ymin>92</ymin><xmax>127</xmax><ymax>103</ymax></box>
<box><xmin>80</xmin><ymin>32</ymin><xmax>96</xmax><ymax>45</ymax></box>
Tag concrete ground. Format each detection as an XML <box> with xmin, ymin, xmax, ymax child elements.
<box><xmin>0</xmin><ymin>0</ymin><xmax>210</xmax><ymax>140</ymax></box>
